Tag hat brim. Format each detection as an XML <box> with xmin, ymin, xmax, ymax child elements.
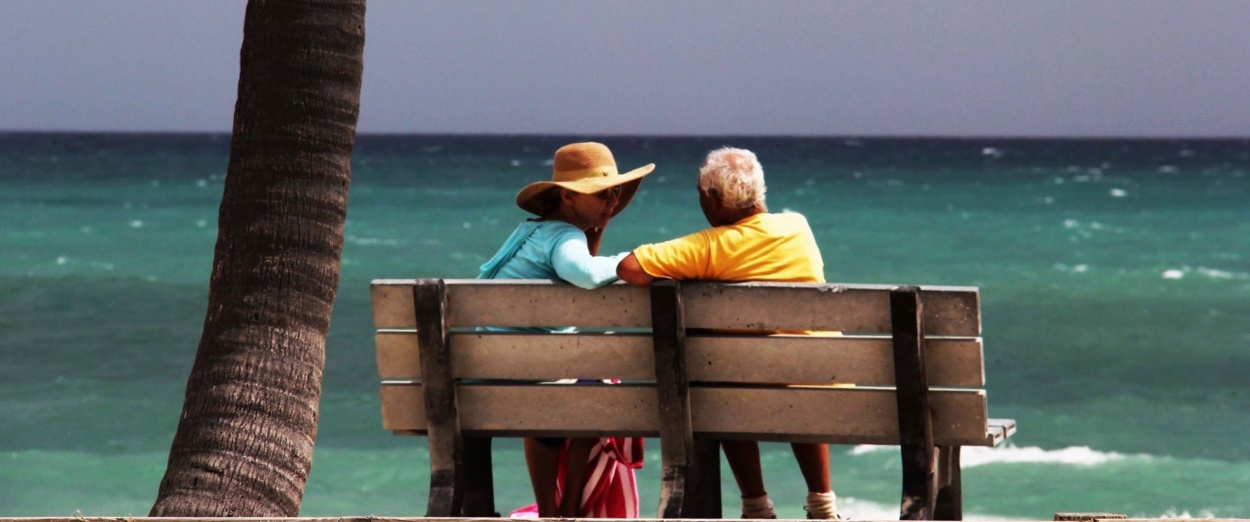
<box><xmin>516</xmin><ymin>163</ymin><xmax>655</xmax><ymax>216</ymax></box>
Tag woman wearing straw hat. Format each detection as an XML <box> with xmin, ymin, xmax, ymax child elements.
<box><xmin>477</xmin><ymin>142</ymin><xmax>653</xmax><ymax>518</ymax></box>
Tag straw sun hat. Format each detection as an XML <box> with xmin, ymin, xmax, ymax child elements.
<box><xmin>515</xmin><ymin>142</ymin><xmax>655</xmax><ymax>216</ymax></box>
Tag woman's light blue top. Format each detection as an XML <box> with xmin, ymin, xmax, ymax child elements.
<box><xmin>477</xmin><ymin>220</ymin><xmax>627</xmax><ymax>288</ymax></box>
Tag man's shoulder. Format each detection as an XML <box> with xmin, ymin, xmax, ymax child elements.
<box><xmin>642</xmin><ymin>226</ymin><xmax>714</xmax><ymax>246</ymax></box>
<box><xmin>753</xmin><ymin>211</ymin><xmax>813</xmax><ymax>233</ymax></box>
<box><xmin>771</xmin><ymin>210</ymin><xmax>810</xmax><ymax>222</ymax></box>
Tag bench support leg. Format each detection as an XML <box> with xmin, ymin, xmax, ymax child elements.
<box><xmin>935</xmin><ymin>446</ymin><xmax>962</xmax><ymax>520</ymax></box>
<box><xmin>892</xmin><ymin>286</ymin><xmax>938</xmax><ymax>520</ymax></box>
<box><xmin>461</xmin><ymin>436</ymin><xmax>497</xmax><ymax>516</ymax></box>
<box><xmin>650</xmin><ymin>280</ymin><xmax>699</xmax><ymax>518</ymax></box>
<box><xmin>686</xmin><ymin>438</ymin><xmax>723</xmax><ymax>518</ymax></box>
<box><xmin>415</xmin><ymin>279</ymin><xmax>466</xmax><ymax>517</ymax></box>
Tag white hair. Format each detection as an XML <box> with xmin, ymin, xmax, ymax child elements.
<box><xmin>698</xmin><ymin>147</ymin><xmax>766</xmax><ymax>209</ymax></box>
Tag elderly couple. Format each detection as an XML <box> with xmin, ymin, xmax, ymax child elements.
<box><xmin>479</xmin><ymin>142</ymin><xmax>839</xmax><ymax>520</ymax></box>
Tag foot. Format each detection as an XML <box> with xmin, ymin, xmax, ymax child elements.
<box><xmin>805</xmin><ymin>506</ymin><xmax>847</xmax><ymax>520</ymax></box>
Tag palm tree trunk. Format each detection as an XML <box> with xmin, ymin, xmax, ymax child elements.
<box><xmin>151</xmin><ymin>0</ymin><xmax>365</xmax><ymax>516</ymax></box>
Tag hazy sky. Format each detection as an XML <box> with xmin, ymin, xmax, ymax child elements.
<box><xmin>3</xmin><ymin>1</ymin><xmax>1249</xmax><ymax>137</ymax></box>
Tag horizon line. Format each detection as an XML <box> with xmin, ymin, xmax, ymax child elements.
<box><xmin>2</xmin><ymin>129</ymin><xmax>1248</xmax><ymax>142</ymax></box>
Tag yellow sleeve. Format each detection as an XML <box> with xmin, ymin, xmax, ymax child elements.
<box><xmin>632</xmin><ymin>230</ymin><xmax>712</xmax><ymax>280</ymax></box>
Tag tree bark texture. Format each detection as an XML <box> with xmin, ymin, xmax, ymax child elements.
<box><xmin>151</xmin><ymin>0</ymin><xmax>365</xmax><ymax>516</ymax></box>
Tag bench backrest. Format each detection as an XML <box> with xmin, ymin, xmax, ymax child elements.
<box><xmin>371</xmin><ymin>279</ymin><xmax>1006</xmax><ymax>446</ymax></box>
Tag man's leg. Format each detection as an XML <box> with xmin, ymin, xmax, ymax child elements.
<box><xmin>790</xmin><ymin>442</ymin><xmax>831</xmax><ymax>492</ymax></box>
<box><xmin>791</xmin><ymin>442</ymin><xmax>838</xmax><ymax>519</ymax></box>
<box><xmin>723</xmin><ymin>440</ymin><xmax>775</xmax><ymax>518</ymax></box>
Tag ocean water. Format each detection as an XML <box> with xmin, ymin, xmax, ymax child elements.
<box><xmin>1</xmin><ymin>133</ymin><xmax>1248</xmax><ymax>519</ymax></box>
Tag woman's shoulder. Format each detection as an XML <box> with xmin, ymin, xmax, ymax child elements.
<box><xmin>532</xmin><ymin>219</ymin><xmax>582</xmax><ymax>238</ymax></box>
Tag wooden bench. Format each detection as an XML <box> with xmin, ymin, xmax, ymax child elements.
<box><xmin>370</xmin><ymin>278</ymin><xmax>1016</xmax><ymax>520</ymax></box>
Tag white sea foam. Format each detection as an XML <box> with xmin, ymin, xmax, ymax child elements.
<box><xmin>1196</xmin><ymin>267</ymin><xmax>1249</xmax><ymax>280</ymax></box>
<box><xmin>1153</xmin><ymin>508</ymin><xmax>1218</xmax><ymax>519</ymax></box>
<box><xmin>960</xmin><ymin>444</ymin><xmax>1132</xmax><ymax>468</ymax></box>
<box><xmin>848</xmin><ymin>444</ymin><xmax>891</xmax><ymax>455</ymax></box>
<box><xmin>831</xmin><ymin>496</ymin><xmax>906</xmax><ymax>520</ymax></box>
<box><xmin>1053</xmin><ymin>263</ymin><xmax>1089</xmax><ymax>273</ymax></box>
<box><xmin>346</xmin><ymin>235</ymin><xmax>402</xmax><ymax>247</ymax></box>
<box><xmin>1161</xmin><ymin>266</ymin><xmax>1249</xmax><ymax>281</ymax></box>
<box><xmin>849</xmin><ymin>444</ymin><xmax>1134</xmax><ymax>468</ymax></box>
<box><xmin>1110</xmin><ymin>188</ymin><xmax>1127</xmax><ymax>197</ymax></box>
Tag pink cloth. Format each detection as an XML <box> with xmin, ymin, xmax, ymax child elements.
<box><xmin>509</xmin><ymin>436</ymin><xmax>645</xmax><ymax>518</ymax></box>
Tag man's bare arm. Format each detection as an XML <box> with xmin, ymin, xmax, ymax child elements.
<box><xmin>616</xmin><ymin>253</ymin><xmax>656</xmax><ymax>286</ymax></box>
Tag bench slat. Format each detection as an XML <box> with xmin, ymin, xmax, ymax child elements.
<box><xmin>380</xmin><ymin>383</ymin><xmax>995</xmax><ymax>446</ymax></box>
<box><xmin>376</xmin><ymin>331</ymin><xmax>985</xmax><ymax>386</ymax></box>
<box><xmin>372</xmin><ymin>280</ymin><xmax>650</xmax><ymax>329</ymax></box>
<box><xmin>371</xmin><ymin>280</ymin><xmax>981</xmax><ymax>336</ymax></box>
<box><xmin>987</xmin><ymin>418</ymin><xmax>1017</xmax><ymax>445</ymax></box>
<box><xmin>682</xmin><ymin>283</ymin><xmax>980</xmax><ymax>336</ymax></box>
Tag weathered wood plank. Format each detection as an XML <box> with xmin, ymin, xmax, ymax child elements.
<box><xmin>381</xmin><ymin>383</ymin><xmax>660</xmax><ymax>437</ymax></box>
<box><xmin>376</xmin><ymin>331</ymin><xmax>984</xmax><ymax>386</ymax></box>
<box><xmin>373</xmin><ymin>279</ymin><xmax>650</xmax><ymax>328</ymax></box>
<box><xmin>380</xmin><ymin>384</ymin><xmax>992</xmax><ymax>445</ymax></box>
<box><xmin>376</xmin><ymin>330</ymin><xmax>656</xmax><ymax>381</ymax></box>
<box><xmin>682</xmin><ymin>283</ymin><xmax>980</xmax><ymax>335</ymax></box>
<box><xmin>987</xmin><ymin>418</ymin><xmax>1017</xmax><ymax>445</ymax></box>
<box><xmin>704</xmin><ymin>386</ymin><xmax>991</xmax><ymax>445</ymax></box>
<box><xmin>371</xmin><ymin>279</ymin><xmax>981</xmax><ymax>335</ymax></box>
<box><xmin>690</xmin><ymin>335</ymin><xmax>983</xmax><ymax>386</ymax></box>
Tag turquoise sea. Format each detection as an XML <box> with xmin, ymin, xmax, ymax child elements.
<box><xmin>1</xmin><ymin>133</ymin><xmax>1248</xmax><ymax>519</ymax></box>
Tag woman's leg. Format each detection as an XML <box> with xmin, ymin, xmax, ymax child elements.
<box><xmin>558</xmin><ymin>438</ymin><xmax>596</xmax><ymax>516</ymax></box>
<box><xmin>524</xmin><ymin>437</ymin><xmax>562</xmax><ymax>516</ymax></box>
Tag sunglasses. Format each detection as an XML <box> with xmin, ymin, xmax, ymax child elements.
<box><xmin>593</xmin><ymin>186</ymin><xmax>623</xmax><ymax>201</ymax></box>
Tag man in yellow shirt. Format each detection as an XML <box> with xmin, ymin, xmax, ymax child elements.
<box><xmin>616</xmin><ymin>147</ymin><xmax>839</xmax><ymax>519</ymax></box>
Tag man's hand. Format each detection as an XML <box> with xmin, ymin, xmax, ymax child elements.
<box><xmin>616</xmin><ymin>253</ymin><xmax>655</xmax><ymax>285</ymax></box>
